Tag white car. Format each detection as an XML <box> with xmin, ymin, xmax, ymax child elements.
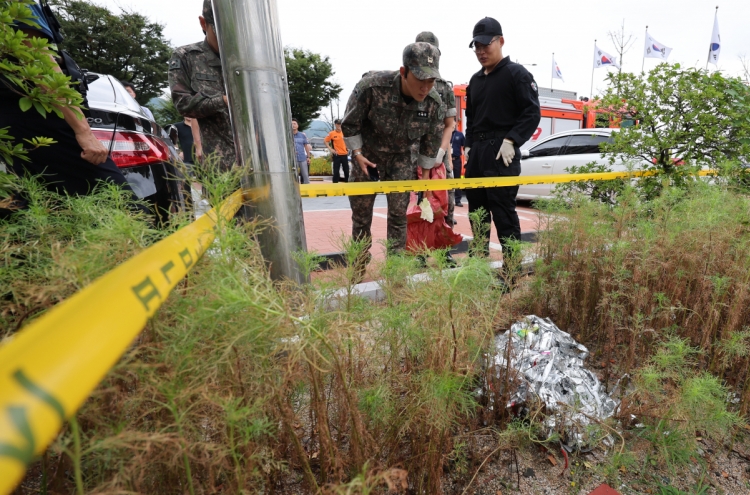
<box><xmin>518</xmin><ymin>128</ymin><xmax>629</xmax><ymax>200</ymax></box>
<box><xmin>309</xmin><ymin>137</ymin><xmax>331</xmax><ymax>159</ymax></box>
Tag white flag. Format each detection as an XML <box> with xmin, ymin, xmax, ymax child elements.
<box><xmin>644</xmin><ymin>33</ymin><xmax>672</xmax><ymax>60</ymax></box>
<box><xmin>708</xmin><ymin>12</ymin><xmax>721</xmax><ymax>65</ymax></box>
<box><xmin>552</xmin><ymin>55</ymin><xmax>564</xmax><ymax>81</ymax></box>
<box><xmin>593</xmin><ymin>44</ymin><xmax>620</xmax><ymax>69</ymax></box>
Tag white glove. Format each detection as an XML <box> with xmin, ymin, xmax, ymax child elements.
<box><xmin>464</xmin><ymin>147</ymin><xmax>471</xmax><ymax>160</ymax></box>
<box><xmin>419</xmin><ymin>198</ymin><xmax>434</xmax><ymax>223</ymax></box>
<box><xmin>496</xmin><ymin>139</ymin><xmax>515</xmax><ymax>167</ymax></box>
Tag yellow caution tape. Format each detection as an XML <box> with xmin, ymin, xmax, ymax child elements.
<box><xmin>300</xmin><ymin>170</ymin><xmax>715</xmax><ymax>198</ymax></box>
<box><xmin>0</xmin><ymin>191</ymin><xmax>244</xmax><ymax>494</ymax></box>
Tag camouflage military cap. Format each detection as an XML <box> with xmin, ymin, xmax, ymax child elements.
<box><xmin>415</xmin><ymin>31</ymin><xmax>441</xmax><ymax>55</ymax></box>
<box><xmin>202</xmin><ymin>0</ymin><xmax>214</xmax><ymax>25</ymax></box>
<box><xmin>402</xmin><ymin>42</ymin><xmax>441</xmax><ymax>81</ymax></box>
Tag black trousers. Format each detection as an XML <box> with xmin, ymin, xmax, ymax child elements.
<box><xmin>1</xmin><ymin>95</ymin><xmax>133</xmax><ymax>197</ymax></box>
<box><xmin>452</xmin><ymin>156</ymin><xmax>463</xmax><ymax>203</ymax></box>
<box><xmin>332</xmin><ymin>154</ymin><xmax>349</xmax><ymax>183</ymax></box>
<box><xmin>463</xmin><ymin>137</ymin><xmax>521</xmax><ymax>257</ymax></box>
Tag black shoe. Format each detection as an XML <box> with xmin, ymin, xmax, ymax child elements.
<box><xmin>492</xmin><ymin>278</ymin><xmax>511</xmax><ymax>294</ymax></box>
<box><xmin>444</xmin><ymin>253</ymin><xmax>458</xmax><ymax>268</ymax></box>
<box><xmin>455</xmin><ymin>201</ymin><xmax>464</xmax><ymax>207</ymax></box>
<box><xmin>350</xmin><ymin>252</ymin><xmax>372</xmax><ymax>285</ymax></box>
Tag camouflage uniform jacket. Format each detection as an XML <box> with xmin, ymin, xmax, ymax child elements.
<box><xmin>342</xmin><ymin>71</ymin><xmax>444</xmax><ymax>170</ymax></box>
<box><xmin>168</xmin><ymin>40</ymin><xmax>236</xmax><ymax>170</ymax></box>
<box><xmin>434</xmin><ymin>78</ymin><xmax>457</xmax><ymax>120</ymax></box>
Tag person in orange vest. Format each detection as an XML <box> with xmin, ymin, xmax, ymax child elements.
<box><xmin>324</xmin><ymin>119</ymin><xmax>349</xmax><ymax>183</ymax></box>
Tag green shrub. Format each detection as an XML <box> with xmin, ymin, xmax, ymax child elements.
<box><xmin>309</xmin><ymin>156</ymin><xmax>333</xmax><ymax>176</ymax></box>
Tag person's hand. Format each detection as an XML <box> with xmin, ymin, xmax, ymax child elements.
<box><xmin>496</xmin><ymin>139</ymin><xmax>515</xmax><ymax>167</ymax></box>
<box><xmin>464</xmin><ymin>147</ymin><xmax>471</xmax><ymax>160</ymax></box>
<box><xmin>223</xmin><ymin>95</ymin><xmax>228</xmax><ymax>105</ymax></box>
<box><xmin>195</xmin><ymin>147</ymin><xmax>204</xmax><ymax>162</ymax></box>
<box><xmin>76</xmin><ymin>130</ymin><xmax>108</xmax><ymax>165</ymax></box>
<box><xmin>354</xmin><ymin>153</ymin><xmax>376</xmax><ymax>175</ymax></box>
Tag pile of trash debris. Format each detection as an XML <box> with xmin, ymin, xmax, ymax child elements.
<box><xmin>491</xmin><ymin>315</ymin><xmax>620</xmax><ymax>449</ymax></box>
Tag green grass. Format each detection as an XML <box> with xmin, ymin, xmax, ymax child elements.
<box><xmin>4</xmin><ymin>167</ymin><xmax>750</xmax><ymax>493</ymax></box>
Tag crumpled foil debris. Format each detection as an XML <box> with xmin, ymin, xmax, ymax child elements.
<box><xmin>491</xmin><ymin>315</ymin><xmax>619</xmax><ymax>449</ymax></box>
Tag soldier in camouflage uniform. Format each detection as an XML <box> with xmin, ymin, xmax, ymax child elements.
<box><xmin>168</xmin><ymin>0</ymin><xmax>235</xmax><ymax>171</ymax></box>
<box><xmin>342</xmin><ymin>42</ymin><xmax>444</xmax><ymax>279</ymax></box>
<box><xmin>415</xmin><ymin>31</ymin><xmax>458</xmax><ymax>228</ymax></box>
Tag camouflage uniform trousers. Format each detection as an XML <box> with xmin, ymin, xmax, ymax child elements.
<box><xmin>348</xmin><ymin>148</ymin><xmax>417</xmax><ymax>254</ymax></box>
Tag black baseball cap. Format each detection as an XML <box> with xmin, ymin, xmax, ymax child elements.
<box><xmin>469</xmin><ymin>17</ymin><xmax>502</xmax><ymax>48</ymax></box>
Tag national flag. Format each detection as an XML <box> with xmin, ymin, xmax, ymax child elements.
<box><xmin>708</xmin><ymin>12</ymin><xmax>721</xmax><ymax>65</ymax></box>
<box><xmin>552</xmin><ymin>55</ymin><xmax>564</xmax><ymax>81</ymax></box>
<box><xmin>593</xmin><ymin>44</ymin><xmax>620</xmax><ymax>69</ymax></box>
<box><xmin>644</xmin><ymin>33</ymin><xmax>672</xmax><ymax>60</ymax></box>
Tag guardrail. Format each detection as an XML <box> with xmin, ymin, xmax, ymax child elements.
<box><xmin>0</xmin><ymin>170</ymin><xmax>714</xmax><ymax>492</ymax></box>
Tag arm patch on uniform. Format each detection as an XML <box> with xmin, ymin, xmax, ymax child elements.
<box><xmin>168</xmin><ymin>59</ymin><xmax>181</xmax><ymax>70</ymax></box>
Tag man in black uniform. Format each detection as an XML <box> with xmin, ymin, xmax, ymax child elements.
<box><xmin>464</xmin><ymin>17</ymin><xmax>541</xmax><ymax>269</ymax></box>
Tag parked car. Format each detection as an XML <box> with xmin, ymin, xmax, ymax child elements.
<box><xmin>309</xmin><ymin>137</ymin><xmax>331</xmax><ymax>159</ymax></box>
<box><xmin>85</xmin><ymin>73</ymin><xmax>186</xmax><ymax>222</ymax></box>
<box><xmin>518</xmin><ymin>128</ymin><xmax>639</xmax><ymax>200</ymax></box>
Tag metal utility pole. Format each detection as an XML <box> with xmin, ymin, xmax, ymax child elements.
<box><xmin>211</xmin><ymin>0</ymin><xmax>308</xmax><ymax>283</ymax></box>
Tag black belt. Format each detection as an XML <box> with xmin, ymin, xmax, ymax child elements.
<box><xmin>475</xmin><ymin>131</ymin><xmax>506</xmax><ymax>142</ymax></box>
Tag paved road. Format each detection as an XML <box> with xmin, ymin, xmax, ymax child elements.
<box><xmin>302</xmin><ymin>195</ymin><xmax>387</xmax><ymax>211</ymax></box>
<box><xmin>302</xmin><ymin>194</ymin><xmax>535</xmax><ymax>212</ymax></box>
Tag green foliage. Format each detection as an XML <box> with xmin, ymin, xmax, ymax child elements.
<box><xmin>285</xmin><ymin>47</ymin><xmax>342</xmax><ymax>130</ymax></box>
<box><xmin>0</xmin><ymin>0</ymin><xmax>81</xmax><ymax>165</ymax></box>
<box><xmin>600</xmin><ymin>64</ymin><xmax>750</xmax><ymax>174</ymax></box>
<box><xmin>553</xmin><ymin>160</ymin><xmax>628</xmax><ymax>206</ymax></box>
<box><xmin>309</xmin><ymin>156</ymin><xmax>332</xmax><ymax>176</ymax></box>
<box><xmin>150</xmin><ymin>96</ymin><xmax>183</xmax><ymax>127</ymax></box>
<box><xmin>49</xmin><ymin>0</ymin><xmax>172</xmax><ymax>102</ymax></box>
<box><xmin>0</xmin><ymin>177</ymin><xmax>157</xmax><ymax>336</ymax></box>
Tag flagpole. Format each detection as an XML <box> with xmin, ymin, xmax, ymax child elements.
<box><xmin>590</xmin><ymin>40</ymin><xmax>596</xmax><ymax>99</ymax></box>
<box><xmin>642</xmin><ymin>26</ymin><xmax>648</xmax><ymax>73</ymax></box>
<box><xmin>706</xmin><ymin>6</ymin><xmax>718</xmax><ymax>70</ymax></box>
<box><xmin>551</xmin><ymin>53</ymin><xmax>554</xmax><ymax>91</ymax></box>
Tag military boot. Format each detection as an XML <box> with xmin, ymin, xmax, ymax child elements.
<box><xmin>350</xmin><ymin>252</ymin><xmax>372</xmax><ymax>285</ymax></box>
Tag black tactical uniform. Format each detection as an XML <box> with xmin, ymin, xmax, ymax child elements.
<box><xmin>464</xmin><ymin>55</ymin><xmax>541</xmax><ymax>257</ymax></box>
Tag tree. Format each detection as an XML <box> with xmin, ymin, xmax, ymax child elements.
<box><xmin>600</xmin><ymin>63</ymin><xmax>750</xmax><ymax>174</ymax></box>
<box><xmin>49</xmin><ymin>0</ymin><xmax>171</xmax><ymax>103</ymax></box>
<box><xmin>740</xmin><ymin>54</ymin><xmax>750</xmax><ymax>85</ymax></box>
<box><xmin>151</xmin><ymin>96</ymin><xmax>182</xmax><ymax>127</ymax></box>
<box><xmin>285</xmin><ymin>48</ymin><xmax>341</xmax><ymax>130</ymax></box>
<box><xmin>607</xmin><ymin>19</ymin><xmax>636</xmax><ymax>80</ymax></box>
<box><xmin>1</xmin><ymin>0</ymin><xmax>81</xmax><ymax>174</ymax></box>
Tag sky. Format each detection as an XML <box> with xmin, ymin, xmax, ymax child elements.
<box><xmin>98</xmin><ymin>0</ymin><xmax>749</xmax><ymax>118</ymax></box>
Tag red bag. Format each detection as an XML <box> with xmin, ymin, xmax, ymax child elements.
<box><xmin>406</xmin><ymin>164</ymin><xmax>463</xmax><ymax>253</ymax></box>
